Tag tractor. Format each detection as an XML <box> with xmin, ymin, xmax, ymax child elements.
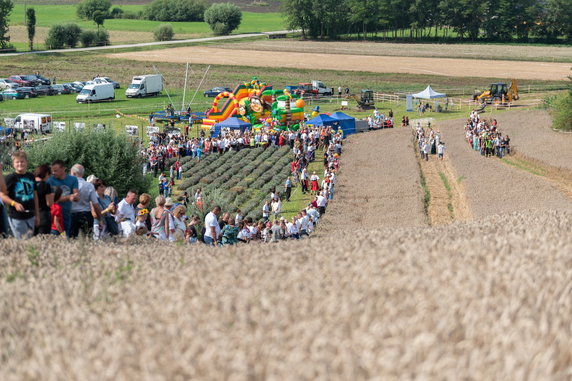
<box><xmin>348</xmin><ymin>89</ymin><xmax>375</xmax><ymax>110</ymax></box>
<box><xmin>473</xmin><ymin>79</ymin><xmax>519</xmax><ymax>105</ymax></box>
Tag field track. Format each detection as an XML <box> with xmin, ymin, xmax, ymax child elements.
<box><xmin>438</xmin><ymin>117</ymin><xmax>572</xmax><ymax>218</ymax></box>
<box><xmin>109</xmin><ymin>46</ymin><xmax>572</xmax><ymax>81</ymax></box>
<box><xmin>318</xmin><ymin>128</ymin><xmax>426</xmax><ymax>233</ymax></box>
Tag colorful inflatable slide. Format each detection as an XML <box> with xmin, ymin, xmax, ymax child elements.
<box><xmin>201</xmin><ymin>77</ymin><xmax>307</xmax><ymax>132</ymax></box>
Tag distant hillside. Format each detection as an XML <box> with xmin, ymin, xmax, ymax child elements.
<box><xmin>12</xmin><ymin>0</ymin><xmax>283</xmax><ymax>12</ymax></box>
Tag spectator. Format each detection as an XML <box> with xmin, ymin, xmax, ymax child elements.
<box><xmin>150</xmin><ymin>195</ymin><xmax>169</xmax><ymax>241</ymax></box>
<box><xmin>0</xmin><ymin>151</ymin><xmax>39</xmax><ymax>239</ymax></box>
<box><xmin>93</xmin><ymin>179</ymin><xmax>118</xmax><ymax>239</ymax></box>
<box><xmin>221</xmin><ymin>218</ymin><xmax>239</xmax><ymax>245</ymax></box>
<box><xmin>70</xmin><ymin>164</ymin><xmax>101</xmax><ymax>238</ymax></box>
<box><xmin>204</xmin><ymin>205</ymin><xmax>221</xmax><ymax>245</ymax></box>
<box><xmin>116</xmin><ymin>189</ymin><xmax>137</xmax><ymax>237</ymax></box>
<box><xmin>50</xmin><ymin>187</ymin><xmax>64</xmax><ymax>236</ymax></box>
<box><xmin>47</xmin><ymin>160</ymin><xmax>79</xmax><ymax>237</ymax></box>
<box><xmin>34</xmin><ymin>164</ymin><xmax>54</xmax><ymax>235</ymax></box>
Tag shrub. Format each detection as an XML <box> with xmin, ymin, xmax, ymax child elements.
<box><xmin>154</xmin><ymin>23</ymin><xmax>174</xmax><ymax>41</ymax></box>
<box><xmin>77</xmin><ymin>0</ymin><xmax>111</xmax><ymax>20</ymax></box>
<box><xmin>110</xmin><ymin>7</ymin><xmax>124</xmax><ymax>18</ymax></box>
<box><xmin>45</xmin><ymin>23</ymin><xmax>82</xmax><ymax>49</ymax></box>
<box><xmin>204</xmin><ymin>2</ymin><xmax>242</xmax><ymax>36</ymax></box>
<box><xmin>25</xmin><ymin>128</ymin><xmax>150</xmax><ymax>197</ymax></box>
<box><xmin>551</xmin><ymin>93</ymin><xmax>572</xmax><ymax>131</ymax></box>
<box><xmin>121</xmin><ymin>11</ymin><xmax>142</xmax><ymax>19</ymax></box>
<box><xmin>45</xmin><ymin>24</ymin><xmax>67</xmax><ymax>49</ymax></box>
<box><xmin>80</xmin><ymin>30</ymin><xmax>97</xmax><ymax>47</ymax></box>
<box><xmin>144</xmin><ymin>0</ymin><xmax>207</xmax><ymax>22</ymax></box>
<box><xmin>95</xmin><ymin>29</ymin><xmax>110</xmax><ymax>46</ymax></box>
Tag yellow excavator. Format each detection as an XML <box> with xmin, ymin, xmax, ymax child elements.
<box><xmin>473</xmin><ymin>79</ymin><xmax>519</xmax><ymax>105</ymax></box>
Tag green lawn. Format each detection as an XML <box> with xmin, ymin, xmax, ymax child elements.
<box><xmin>9</xmin><ymin>5</ymin><xmax>285</xmax><ymax>34</ymax></box>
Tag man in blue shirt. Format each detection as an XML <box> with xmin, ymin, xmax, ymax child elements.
<box><xmin>47</xmin><ymin>160</ymin><xmax>79</xmax><ymax>237</ymax></box>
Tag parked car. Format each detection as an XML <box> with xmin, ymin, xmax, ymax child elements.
<box><xmin>9</xmin><ymin>75</ymin><xmax>33</xmax><ymax>87</ymax></box>
<box><xmin>93</xmin><ymin>76</ymin><xmax>120</xmax><ymax>89</ymax></box>
<box><xmin>70</xmin><ymin>81</ymin><xmax>85</xmax><ymax>92</ymax></box>
<box><xmin>2</xmin><ymin>88</ymin><xmax>27</xmax><ymax>99</ymax></box>
<box><xmin>0</xmin><ymin>79</ymin><xmax>19</xmax><ymax>90</ymax></box>
<box><xmin>22</xmin><ymin>75</ymin><xmax>45</xmax><ymax>86</ymax></box>
<box><xmin>204</xmin><ymin>86</ymin><xmax>232</xmax><ymax>97</ymax></box>
<box><xmin>17</xmin><ymin>87</ymin><xmax>38</xmax><ymax>98</ymax></box>
<box><xmin>51</xmin><ymin>84</ymin><xmax>71</xmax><ymax>95</ymax></box>
<box><xmin>33</xmin><ymin>85</ymin><xmax>56</xmax><ymax>96</ymax></box>
<box><xmin>34</xmin><ymin>74</ymin><xmax>51</xmax><ymax>85</ymax></box>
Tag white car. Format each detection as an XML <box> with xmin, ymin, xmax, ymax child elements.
<box><xmin>0</xmin><ymin>79</ymin><xmax>20</xmax><ymax>90</ymax></box>
<box><xmin>92</xmin><ymin>76</ymin><xmax>120</xmax><ymax>89</ymax></box>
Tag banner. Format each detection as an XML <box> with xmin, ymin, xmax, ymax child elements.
<box><xmin>406</xmin><ymin>95</ymin><xmax>413</xmax><ymax>112</ymax></box>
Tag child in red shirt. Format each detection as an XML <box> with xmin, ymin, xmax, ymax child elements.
<box><xmin>50</xmin><ymin>187</ymin><xmax>64</xmax><ymax>236</ymax></box>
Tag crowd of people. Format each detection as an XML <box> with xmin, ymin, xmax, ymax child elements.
<box><xmin>413</xmin><ymin>122</ymin><xmax>446</xmax><ymax>161</ymax></box>
<box><xmin>367</xmin><ymin>108</ymin><xmax>394</xmax><ymax>129</ymax></box>
<box><xmin>0</xmin><ymin>122</ymin><xmax>343</xmax><ymax>243</ymax></box>
<box><xmin>464</xmin><ymin>112</ymin><xmax>510</xmax><ymax>158</ymax></box>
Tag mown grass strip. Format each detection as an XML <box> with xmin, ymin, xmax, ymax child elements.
<box><xmin>501</xmin><ymin>157</ymin><xmax>546</xmax><ymax>177</ymax></box>
<box><xmin>439</xmin><ymin>171</ymin><xmax>454</xmax><ymax>217</ymax></box>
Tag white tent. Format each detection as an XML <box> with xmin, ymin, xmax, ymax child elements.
<box><xmin>411</xmin><ymin>85</ymin><xmax>446</xmax><ymax>99</ymax></box>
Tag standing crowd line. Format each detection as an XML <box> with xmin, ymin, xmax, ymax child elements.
<box><xmin>0</xmin><ymin>123</ymin><xmax>343</xmax><ymax>243</ymax></box>
<box><xmin>413</xmin><ymin>122</ymin><xmax>447</xmax><ymax>161</ymax></box>
<box><xmin>464</xmin><ymin>111</ymin><xmax>510</xmax><ymax>158</ymax></box>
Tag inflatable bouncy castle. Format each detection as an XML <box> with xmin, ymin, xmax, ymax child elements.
<box><xmin>201</xmin><ymin>77</ymin><xmax>306</xmax><ymax>132</ymax></box>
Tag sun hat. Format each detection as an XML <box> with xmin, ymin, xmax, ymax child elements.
<box><xmin>165</xmin><ymin>197</ymin><xmax>174</xmax><ymax>207</ymax></box>
<box><xmin>86</xmin><ymin>174</ymin><xmax>98</xmax><ymax>183</ymax></box>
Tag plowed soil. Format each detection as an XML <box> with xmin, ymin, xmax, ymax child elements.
<box><xmin>109</xmin><ymin>46</ymin><xmax>572</xmax><ymax>81</ymax></box>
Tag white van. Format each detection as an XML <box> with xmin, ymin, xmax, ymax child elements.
<box><xmin>76</xmin><ymin>83</ymin><xmax>115</xmax><ymax>103</ymax></box>
<box><xmin>311</xmin><ymin>80</ymin><xmax>333</xmax><ymax>96</ymax></box>
<box><xmin>126</xmin><ymin>74</ymin><xmax>162</xmax><ymax>98</ymax></box>
<box><xmin>12</xmin><ymin>113</ymin><xmax>52</xmax><ymax>134</ymax></box>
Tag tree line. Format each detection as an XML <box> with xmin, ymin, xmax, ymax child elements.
<box><xmin>283</xmin><ymin>0</ymin><xmax>572</xmax><ymax>42</ymax></box>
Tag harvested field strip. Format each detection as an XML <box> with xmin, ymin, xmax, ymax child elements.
<box><xmin>108</xmin><ymin>47</ymin><xmax>572</xmax><ymax>81</ymax></box>
<box><xmin>317</xmin><ymin>129</ymin><xmax>426</xmax><ymax>233</ymax></box>
<box><xmin>414</xmin><ymin>141</ymin><xmax>472</xmax><ymax>226</ymax></box>
<box><xmin>502</xmin><ymin>152</ymin><xmax>572</xmax><ymax>201</ymax></box>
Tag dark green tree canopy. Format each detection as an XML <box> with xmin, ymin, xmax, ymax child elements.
<box><xmin>0</xmin><ymin>0</ymin><xmax>14</xmax><ymax>49</ymax></box>
<box><xmin>204</xmin><ymin>2</ymin><xmax>242</xmax><ymax>36</ymax></box>
<box><xmin>281</xmin><ymin>0</ymin><xmax>572</xmax><ymax>41</ymax></box>
<box><xmin>26</xmin><ymin>7</ymin><xmax>36</xmax><ymax>50</ymax></box>
<box><xmin>143</xmin><ymin>0</ymin><xmax>207</xmax><ymax>22</ymax></box>
<box><xmin>76</xmin><ymin>0</ymin><xmax>111</xmax><ymax>21</ymax></box>
<box><xmin>26</xmin><ymin>129</ymin><xmax>150</xmax><ymax>197</ymax></box>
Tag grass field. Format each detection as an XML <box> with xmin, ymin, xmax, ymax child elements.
<box><xmin>0</xmin><ymin>49</ymin><xmax>554</xmax><ymax>135</ymax></box>
<box><xmin>7</xmin><ymin>4</ymin><xmax>286</xmax><ymax>51</ymax></box>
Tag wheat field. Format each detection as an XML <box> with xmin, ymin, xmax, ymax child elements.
<box><xmin>2</xmin><ymin>112</ymin><xmax>572</xmax><ymax>379</ymax></box>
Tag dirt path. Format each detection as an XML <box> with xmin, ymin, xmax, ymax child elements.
<box><xmin>488</xmin><ymin>110</ymin><xmax>572</xmax><ymax>171</ymax></box>
<box><xmin>438</xmin><ymin>118</ymin><xmax>572</xmax><ymax>218</ymax></box>
<box><xmin>317</xmin><ymin>128</ymin><xmax>426</xmax><ymax>233</ymax></box>
<box><xmin>108</xmin><ymin>47</ymin><xmax>572</xmax><ymax>81</ymax></box>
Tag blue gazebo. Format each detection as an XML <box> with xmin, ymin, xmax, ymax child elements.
<box><xmin>330</xmin><ymin>112</ymin><xmax>356</xmax><ymax>135</ymax></box>
<box><xmin>212</xmin><ymin>117</ymin><xmax>252</xmax><ymax>137</ymax></box>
